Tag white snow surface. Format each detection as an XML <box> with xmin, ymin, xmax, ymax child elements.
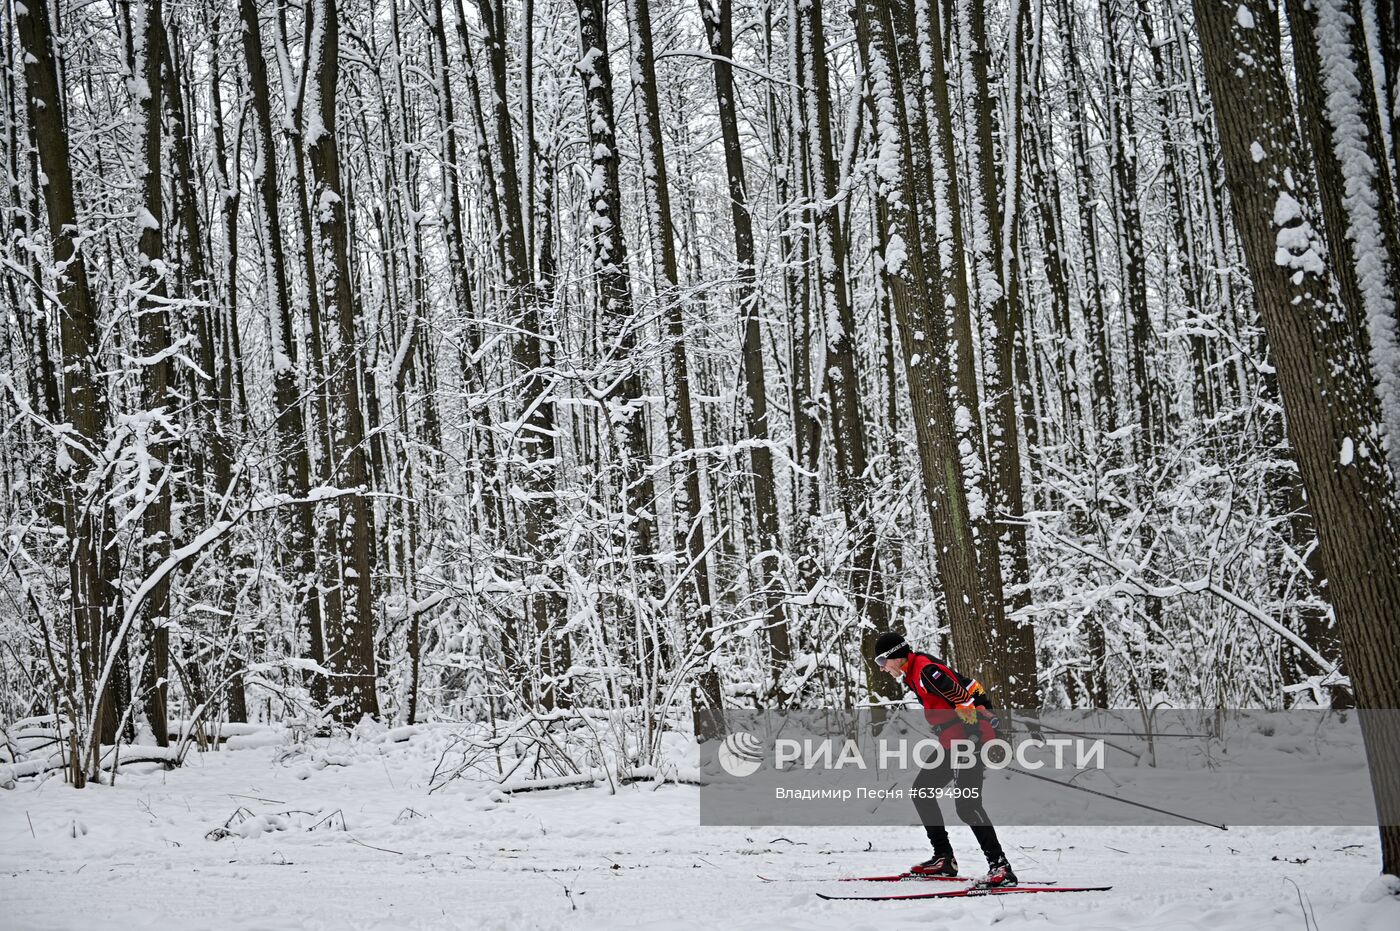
<box><xmin>2</xmin><ymin>726</ymin><xmax>1396</xmax><ymax>930</ymax></box>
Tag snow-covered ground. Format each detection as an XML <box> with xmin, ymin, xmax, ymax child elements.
<box><xmin>2</xmin><ymin>726</ymin><xmax>1396</xmax><ymax>930</ymax></box>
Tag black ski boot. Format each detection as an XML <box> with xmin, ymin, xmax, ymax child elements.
<box><xmin>911</xmin><ymin>854</ymin><xmax>958</xmax><ymax>877</ymax></box>
<box><xmin>978</xmin><ymin>857</ymin><xmax>1018</xmax><ymax>888</ymax></box>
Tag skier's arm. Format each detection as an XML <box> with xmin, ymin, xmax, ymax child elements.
<box><xmin>920</xmin><ymin>663</ymin><xmax>987</xmax><ymax>733</ymax></box>
<box><xmin>919</xmin><ymin>664</ymin><xmax>971</xmax><ymax>703</ymax></box>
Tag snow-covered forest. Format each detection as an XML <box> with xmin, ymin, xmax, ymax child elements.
<box><xmin>2</xmin><ymin>0</ymin><xmax>1400</xmax><ymax>922</ymax></box>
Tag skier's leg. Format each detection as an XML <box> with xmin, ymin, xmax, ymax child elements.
<box><xmin>912</xmin><ymin>757</ymin><xmax>955</xmax><ymax>858</ymax></box>
<box><xmin>952</xmin><ymin>756</ymin><xmax>1008</xmax><ymax>866</ymax></box>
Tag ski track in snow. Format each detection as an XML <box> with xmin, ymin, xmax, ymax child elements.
<box><xmin>1</xmin><ymin>728</ymin><xmax>1396</xmax><ymax>931</ymax></box>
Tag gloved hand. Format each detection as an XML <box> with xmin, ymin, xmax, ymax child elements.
<box><xmin>954</xmin><ymin>703</ymin><xmax>979</xmax><ymax>727</ymax></box>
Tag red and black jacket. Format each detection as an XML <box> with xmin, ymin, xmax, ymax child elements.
<box><xmin>901</xmin><ymin>652</ymin><xmax>996</xmax><ymax>747</ymax></box>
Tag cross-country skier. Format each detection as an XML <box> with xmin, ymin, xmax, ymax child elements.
<box><xmin>871</xmin><ymin>630</ymin><xmax>1018</xmax><ymax>887</ymax></box>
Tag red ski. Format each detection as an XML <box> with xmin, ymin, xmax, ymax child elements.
<box><xmin>758</xmin><ymin>872</ymin><xmax>1056</xmax><ymax>885</ymax></box>
<box><xmin>817</xmin><ymin>884</ymin><xmax>1111</xmax><ymax>901</ymax></box>
<box><xmin>758</xmin><ymin>872</ymin><xmax>967</xmax><ymax>884</ymax></box>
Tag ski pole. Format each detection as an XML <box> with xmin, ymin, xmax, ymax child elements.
<box><xmin>1008</xmin><ymin>718</ymin><xmax>1212</xmax><ymax>740</ymax></box>
<box><xmin>1004</xmin><ymin>765</ymin><xmax>1228</xmax><ymax>830</ymax></box>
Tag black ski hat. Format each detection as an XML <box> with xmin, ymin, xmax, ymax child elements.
<box><xmin>872</xmin><ymin>631</ymin><xmax>911</xmax><ymax>663</ymax></box>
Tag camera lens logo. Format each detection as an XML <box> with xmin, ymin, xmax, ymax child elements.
<box><xmin>717</xmin><ymin>731</ymin><xmax>765</xmax><ymax>778</ymax></box>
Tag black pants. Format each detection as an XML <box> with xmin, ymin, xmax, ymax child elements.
<box><xmin>911</xmin><ymin>750</ymin><xmax>1006</xmax><ymax>865</ymax></box>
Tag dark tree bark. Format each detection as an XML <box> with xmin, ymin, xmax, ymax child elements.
<box><xmin>697</xmin><ymin>0</ymin><xmax>792</xmax><ymax>691</ymax></box>
<box><xmin>569</xmin><ymin>0</ymin><xmax>671</xmax><ymax>693</ymax></box>
<box><xmin>1052</xmin><ymin>0</ymin><xmax>1113</xmax><ymax>705</ymax></box>
<box><xmin>2</xmin><ymin>18</ymin><xmax>62</xmax><ymax>532</ymax></box>
<box><xmin>1195</xmin><ymin>0</ymin><xmax>1400</xmax><ymax>874</ymax></box>
<box><xmin>1136</xmin><ymin>0</ymin><xmax>1216</xmax><ymax>421</ymax></box>
<box><xmin>17</xmin><ymin>0</ymin><xmax>125</xmax><ymax>764</ymax></box>
<box><xmin>772</xmin><ymin>0</ymin><xmax>822</xmax><ymax>591</ymax></box>
<box><xmin>163</xmin><ymin>20</ymin><xmax>227</xmax><ymax>508</ymax></box>
<box><xmin>1286</xmin><ymin>0</ymin><xmax>1400</xmax><ymax>476</ymax></box>
<box><xmin>277</xmin><ymin>0</ymin><xmax>338</xmax><ymax>713</ymax></box>
<box><xmin>623</xmin><ymin>0</ymin><xmax>726</xmax><ymax>730</ymax></box>
<box><xmin>958</xmin><ymin>0</ymin><xmax>1040</xmax><ymax>707</ymax></box>
<box><xmin>796</xmin><ymin>0</ymin><xmax>897</xmax><ymax>700</ymax></box>
<box><xmin>473</xmin><ymin>0</ymin><xmax>568</xmax><ymax>709</ymax></box>
<box><xmin>241</xmin><ymin>0</ymin><xmax>324</xmax><ymax>709</ymax></box>
<box><xmin>305</xmin><ymin>0</ymin><xmax>380</xmax><ymax>721</ymax></box>
<box><xmin>853</xmin><ymin>0</ymin><xmax>1001</xmax><ymax>701</ymax></box>
<box><xmin>428</xmin><ymin>0</ymin><xmax>500</xmax><ymax>555</ymax></box>
<box><xmin>896</xmin><ymin>0</ymin><xmax>991</xmax><ymax>593</ymax></box>
<box><xmin>1096</xmin><ymin>0</ymin><xmax>1156</xmax><ymax>460</ymax></box>
<box><xmin>130</xmin><ymin>0</ymin><xmax>173</xmax><ymax>751</ymax></box>
<box><xmin>1376</xmin><ymin>0</ymin><xmax>1399</xmax><ymax>178</ymax></box>
<box><xmin>1053</xmin><ymin>0</ymin><xmax>1116</xmax><ymax>452</ymax></box>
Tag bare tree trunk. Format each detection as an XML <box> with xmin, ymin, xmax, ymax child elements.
<box><xmin>3</xmin><ymin>7</ymin><xmax>63</xmax><ymax>535</ymax></box>
<box><xmin>1286</xmin><ymin>0</ymin><xmax>1400</xmax><ymax>475</ymax></box>
<box><xmin>772</xmin><ymin>0</ymin><xmax>822</xmax><ymax>595</ymax></box>
<box><xmin>1053</xmin><ymin>0</ymin><xmax>1116</xmax><ymax>452</ymax></box>
<box><xmin>305</xmin><ymin>0</ymin><xmax>379</xmax><ymax>721</ymax></box>
<box><xmin>421</xmin><ymin>1</ymin><xmax>502</xmax><ymax>577</ymax></box>
<box><xmin>1053</xmin><ymin>0</ymin><xmax>1112</xmax><ymax>705</ymax></box>
<box><xmin>900</xmin><ymin>0</ymin><xmax>991</xmax><ymax>597</ymax></box>
<box><xmin>164</xmin><ymin>21</ymin><xmax>227</xmax><ymax>509</ymax></box>
<box><xmin>697</xmin><ymin>0</ymin><xmax>792</xmax><ymax>693</ymax></box>
<box><xmin>958</xmin><ymin>0</ymin><xmax>1039</xmax><ymax>706</ymax></box>
<box><xmin>853</xmin><ymin>0</ymin><xmax>1001</xmax><ymax>700</ymax></box>
<box><xmin>623</xmin><ymin>0</ymin><xmax>726</xmax><ymax>731</ymax></box>
<box><xmin>1136</xmin><ymin>0</ymin><xmax>1216</xmax><ymax>421</ymax></box>
<box><xmin>1096</xmin><ymin>0</ymin><xmax>1156</xmax><ymax>459</ymax></box>
<box><xmin>474</xmin><ymin>0</ymin><xmax>567</xmax><ymax>710</ymax></box>
<box><xmin>130</xmin><ymin>0</ymin><xmax>172</xmax><ymax>750</ymax></box>
<box><xmin>796</xmin><ymin>0</ymin><xmax>897</xmax><ymax>700</ymax></box>
<box><xmin>1022</xmin><ymin>6</ymin><xmax>1080</xmax><ymax>447</ymax></box>
<box><xmin>275</xmin><ymin>0</ymin><xmax>339</xmax><ymax>709</ymax></box>
<box><xmin>18</xmin><ymin>0</ymin><xmax>123</xmax><ymax>764</ymax></box>
<box><xmin>242</xmin><ymin>0</ymin><xmax>327</xmax><ymax>712</ymax></box>
<box><xmin>1372</xmin><ymin>0</ymin><xmax>1399</xmax><ymax>200</ymax></box>
<box><xmin>570</xmin><ymin>0</ymin><xmax>665</xmax><ymax>689</ymax></box>
<box><xmin>1195</xmin><ymin>0</ymin><xmax>1400</xmax><ymax>874</ymax></box>
<box><xmin>4</xmin><ymin>1</ymin><xmax>49</xmax><ymax>564</ymax></box>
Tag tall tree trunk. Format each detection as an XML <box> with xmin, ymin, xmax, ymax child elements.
<box><xmin>773</xmin><ymin>0</ymin><xmax>822</xmax><ymax>593</ymax></box>
<box><xmin>1096</xmin><ymin>0</ymin><xmax>1156</xmax><ymax>460</ymax></box>
<box><xmin>1286</xmin><ymin>0</ymin><xmax>1400</xmax><ymax>475</ymax></box>
<box><xmin>853</xmin><ymin>0</ymin><xmax>1001</xmax><ymax>700</ymax></box>
<box><xmin>4</xmin><ymin>3</ymin><xmax>51</xmax><ymax>535</ymax></box>
<box><xmin>163</xmin><ymin>21</ymin><xmax>227</xmax><ymax>509</ymax></box>
<box><xmin>1022</xmin><ymin>4</ymin><xmax>1080</xmax><ymax>448</ymax></box>
<box><xmin>1136</xmin><ymin>0</ymin><xmax>1216</xmax><ymax>421</ymax></box>
<box><xmin>1195</xmin><ymin>0</ymin><xmax>1400</xmax><ymax>874</ymax></box>
<box><xmin>4</xmin><ymin>7</ymin><xmax>63</xmax><ymax>535</ymax></box>
<box><xmin>276</xmin><ymin>0</ymin><xmax>337</xmax><ymax>708</ymax></box>
<box><xmin>697</xmin><ymin>0</ymin><xmax>792</xmax><ymax>693</ymax></box>
<box><xmin>241</xmin><ymin>0</ymin><xmax>325</xmax><ymax>712</ymax></box>
<box><xmin>18</xmin><ymin>0</ymin><xmax>122</xmax><ymax>766</ymax></box>
<box><xmin>900</xmin><ymin>0</ymin><xmax>992</xmax><ymax>610</ymax></box>
<box><xmin>428</xmin><ymin>0</ymin><xmax>500</xmax><ymax>559</ymax></box>
<box><xmin>305</xmin><ymin>0</ymin><xmax>379</xmax><ymax>721</ymax></box>
<box><xmin>571</xmin><ymin>0</ymin><xmax>664</xmax><ymax>685</ymax></box>
<box><xmin>796</xmin><ymin>0</ymin><xmax>897</xmax><ymax>700</ymax></box>
<box><xmin>1053</xmin><ymin>0</ymin><xmax>1112</xmax><ymax>705</ymax></box>
<box><xmin>131</xmin><ymin>0</ymin><xmax>172</xmax><ymax>750</ymax></box>
<box><xmin>1053</xmin><ymin>0</ymin><xmax>1116</xmax><ymax>452</ymax></box>
<box><xmin>474</xmin><ymin>0</ymin><xmax>567</xmax><ymax>710</ymax></box>
<box><xmin>1374</xmin><ymin>0</ymin><xmax>1399</xmax><ymax>186</ymax></box>
<box><xmin>623</xmin><ymin>0</ymin><xmax>726</xmax><ymax>730</ymax></box>
<box><xmin>960</xmin><ymin>0</ymin><xmax>1039</xmax><ymax>707</ymax></box>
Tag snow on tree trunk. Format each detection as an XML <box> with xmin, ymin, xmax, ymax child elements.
<box><xmin>1195</xmin><ymin>0</ymin><xmax>1400</xmax><ymax>873</ymax></box>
